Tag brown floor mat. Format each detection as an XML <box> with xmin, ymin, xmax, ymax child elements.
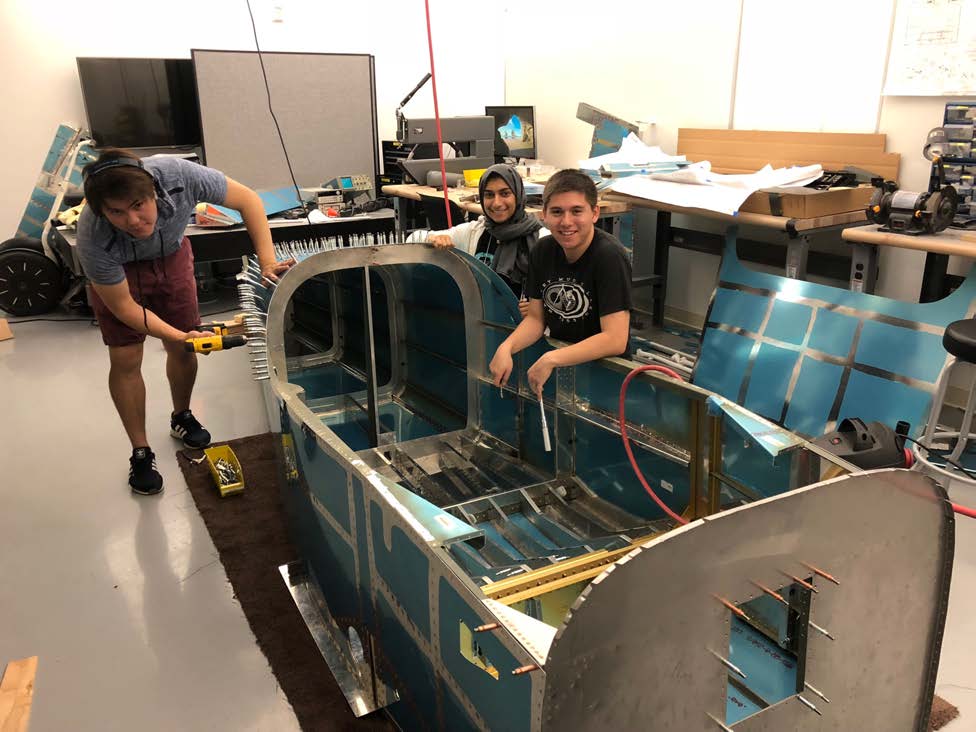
<box><xmin>176</xmin><ymin>433</ymin><xmax>392</xmax><ymax>732</ymax></box>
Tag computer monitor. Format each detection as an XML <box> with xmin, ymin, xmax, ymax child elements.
<box><xmin>485</xmin><ymin>105</ymin><xmax>537</xmax><ymax>160</ymax></box>
<box><xmin>77</xmin><ymin>57</ymin><xmax>202</xmax><ymax>149</ymax></box>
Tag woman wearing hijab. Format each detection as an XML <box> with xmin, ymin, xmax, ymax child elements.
<box><xmin>407</xmin><ymin>164</ymin><xmax>548</xmax><ymax>312</ymax></box>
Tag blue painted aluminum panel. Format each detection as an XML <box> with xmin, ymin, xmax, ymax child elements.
<box><xmin>697</xmin><ymin>329</ymin><xmax>755</xmax><ymax>403</ymax></box>
<box><xmin>808</xmin><ymin>308</ymin><xmax>858</xmax><ymax>358</ymax></box>
<box><xmin>764</xmin><ymin>299</ymin><xmax>812</xmax><ymax>345</ymax></box>
<box><xmin>743</xmin><ymin>343</ymin><xmax>800</xmax><ymax>422</ymax></box>
<box><xmin>783</xmin><ymin>358</ymin><xmax>845</xmax><ymax>436</ymax></box>
<box><xmin>838</xmin><ymin>370</ymin><xmax>934</xmax><ymax>433</ymax></box>
<box><xmin>694</xmin><ymin>231</ymin><xmax>976</xmax><ymax>436</ymax></box>
<box><xmin>370</xmin><ymin>502</ymin><xmax>431</xmax><ymax>640</ymax></box>
<box><xmin>293</xmin><ymin>424</ymin><xmax>352</xmax><ymax>533</ymax></box>
<box><xmin>856</xmin><ymin>320</ymin><xmax>945</xmax><ymax>384</ymax></box>
<box><xmin>438</xmin><ymin>578</ymin><xmax>533</xmax><ymax>732</ymax></box>
<box><xmin>709</xmin><ymin>287</ymin><xmax>769</xmax><ymax>334</ymax></box>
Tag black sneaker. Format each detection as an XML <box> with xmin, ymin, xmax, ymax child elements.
<box><xmin>129</xmin><ymin>447</ymin><xmax>163</xmax><ymax>495</ymax></box>
<box><xmin>170</xmin><ymin>409</ymin><xmax>212</xmax><ymax>449</ymax></box>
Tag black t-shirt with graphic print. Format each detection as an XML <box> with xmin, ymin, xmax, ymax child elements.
<box><xmin>524</xmin><ymin>228</ymin><xmax>632</xmax><ymax>345</ymax></box>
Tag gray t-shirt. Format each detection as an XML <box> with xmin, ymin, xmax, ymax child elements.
<box><xmin>76</xmin><ymin>156</ymin><xmax>227</xmax><ymax>285</ymax></box>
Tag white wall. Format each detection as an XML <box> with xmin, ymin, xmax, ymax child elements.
<box><xmin>503</xmin><ymin>1</ymin><xmax>742</xmax><ymax>318</ymax></box>
<box><xmin>503</xmin><ymin>0</ymin><xmax>973</xmax><ymax>318</ymax></box>
<box><xmin>3</xmin><ymin>0</ymin><xmax>971</xmax><ymax>319</ymax></box>
<box><xmin>0</xmin><ymin>0</ymin><xmax>504</xmax><ymax>240</ymax></box>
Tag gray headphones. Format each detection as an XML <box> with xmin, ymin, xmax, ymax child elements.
<box><xmin>82</xmin><ymin>156</ymin><xmax>146</xmax><ymax>181</ymax></box>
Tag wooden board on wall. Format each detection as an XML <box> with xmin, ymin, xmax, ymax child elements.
<box><xmin>677</xmin><ymin>129</ymin><xmax>901</xmax><ymax>181</ymax></box>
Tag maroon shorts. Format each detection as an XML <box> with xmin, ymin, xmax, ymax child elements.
<box><xmin>87</xmin><ymin>237</ymin><xmax>200</xmax><ymax>347</ymax></box>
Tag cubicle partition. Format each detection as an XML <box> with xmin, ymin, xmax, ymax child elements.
<box><xmin>192</xmin><ymin>49</ymin><xmax>379</xmax><ymax>192</ymax></box>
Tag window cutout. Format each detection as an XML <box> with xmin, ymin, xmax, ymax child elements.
<box><xmin>726</xmin><ymin>581</ymin><xmax>812</xmax><ymax>725</ymax></box>
<box><xmin>459</xmin><ymin>621</ymin><xmax>499</xmax><ymax>680</ymax></box>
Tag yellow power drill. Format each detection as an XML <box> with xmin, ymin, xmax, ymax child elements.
<box><xmin>184</xmin><ymin>322</ymin><xmax>249</xmax><ymax>353</ymax></box>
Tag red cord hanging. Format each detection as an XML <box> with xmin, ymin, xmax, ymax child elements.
<box><xmin>619</xmin><ymin>364</ymin><xmax>688</xmax><ymax>525</ymax></box>
<box><xmin>423</xmin><ymin>0</ymin><xmax>452</xmax><ymax>228</ymax></box>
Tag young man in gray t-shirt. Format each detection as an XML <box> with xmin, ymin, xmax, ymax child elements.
<box><xmin>77</xmin><ymin>149</ymin><xmax>294</xmax><ymax>495</ymax></box>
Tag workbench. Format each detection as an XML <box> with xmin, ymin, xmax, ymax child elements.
<box><xmin>45</xmin><ymin>210</ymin><xmax>397</xmax><ymax>307</ymax></box>
<box><xmin>49</xmin><ymin>209</ymin><xmax>396</xmax><ymax>268</ymax></box>
<box><xmin>381</xmin><ymin>183</ymin><xmax>632</xmax><ymax>219</ymax></box>
<box><xmin>603</xmin><ymin>190</ymin><xmax>870</xmax><ymax>326</ymax></box>
<box><xmin>841</xmin><ymin>225</ymin><xmax>976</xmax><ymax>302</ymax></box>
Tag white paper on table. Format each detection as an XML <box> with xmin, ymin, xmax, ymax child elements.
<box><xmin>610</xmin><ymin>163</ymin><xmax>824</xmax><ymax>215</ymax></box>
<box><xmin>578</xmin><ymin>132</ymin><xmax>686</xmax><ymax>170</ymax></box>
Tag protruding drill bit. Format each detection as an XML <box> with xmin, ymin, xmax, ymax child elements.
<box><xmin>708</xmin><ymin>648</ymin><xmax>746</xmax><ymax>679</ymax></box>
<box><xmin>808</xmin><ymin>619</ymin><xmax>835</xmax><ymax>641</ymax></box>
<box><xmin>804</xmin><ymin>681</ymin><xmax>831</xmax><ymax>704</ymax></box>
<box><xmin>796</xmin><ymin>695</ymin><xmax>822</xmax><ymax>716</ymax></box>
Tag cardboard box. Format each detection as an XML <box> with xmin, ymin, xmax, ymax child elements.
<box><xmin>740</xmin><ymin>185</ymin><xmax>874</xmax><ymax>218</ymax></box>
<box><xmin>0</xmin><ymin>319</ymin><xmax>12</xmax><ymax>342</ymax></box>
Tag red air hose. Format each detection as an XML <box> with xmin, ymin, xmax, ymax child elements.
<box><xmin>953</xmin><ymin>502</ymin><xmax>976</xmax><ymax>519</ymax></box>
<box><xmin>423</xmin><ymin>0</ymin><xmax>452</xmax><ymax>228</ymax></box>
<box><xmin>619</xmin><ymin>364</ymin><xmax>688</xmax><ymax>525</ymax></box>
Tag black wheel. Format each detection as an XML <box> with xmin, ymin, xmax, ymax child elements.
<box><xmin>0</xmin><ymin>238</ymin><xmax>66</xmax><ymax>316</ymax></box>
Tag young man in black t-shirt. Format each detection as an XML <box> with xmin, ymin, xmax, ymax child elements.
<box><xmin>489</xmin><ymin>169</ymin><xmax>632</xmax><ymax>397</ymax></box>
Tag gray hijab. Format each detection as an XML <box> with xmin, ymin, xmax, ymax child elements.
<box><xmin>477</xmin><ymin>164</ymin><xmax>542</xmax><ymax>286</ymax></box>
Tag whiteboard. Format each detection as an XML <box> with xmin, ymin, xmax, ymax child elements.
<box><xmin>884</xmin><ymin>0</ymin><xmax>976</xmax><ymax>96</ymax></box>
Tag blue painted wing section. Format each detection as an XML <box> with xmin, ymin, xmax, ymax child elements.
<box><xmin>438</xmin><ymin>578</ymin><xmax>533</xmax><ymax>732</ymax></box>
<box><xmin>707</xmin><ymin>396</ymin><xmax>805</xmax><ymax>457</ymax></box>
<box><xmin>709</xmin><ymin>287</ymin><xmax>769</xmax><ymax>334</ymax></box>
<box><xmin>697</xmin><ymin>329</ymin><xmax>754</xmax><ymax>402</ymax></box>
<box><xmin>283</xmin><ymin>426</ymin><xmax>359</xmax><ymax>620</ymax></box>
<box><xmin>290</xmin><ymin>363</ymin><xmax>365</xmax><ymax>399</ymax></box>
<box><xmin>712</xmin><ymin>397</ymin><xmax>798</xmax><ymax>499</ymax></box>
<box><xmin>589</xmin><ymin>120</ymin><xmax>632</xmax><ymax>158</ymax></box>
<box><xmin>808</xmin><ymin>308</ymin><xmax>858</xmax><ymax>357</ymax></box>
<box><xmin>293</xmin><ymin>424</ymin><xmax>352</xmax><ymax>533</ymax></box>
<box><xmin>370</xmin><ymin>501</ymin><xmax>431</xmax><ymax>640</ymax></box>
<box><xmin>17</xmin><ymin>127</ymin><xmax>97</xmax><ymax>239</ymax></box>
<box><xmin>727</xmin><ymin>617</ymin><xmax>798</xmax><ymax>724</ymax></box>
<box><xmin>856</xmin><ymin>321</ymin><xmax>945</xmax><ymax>383</ymax></box>
<box><xmin>375</xmin><ymin>592</ymin><xmax>440</xmax><ymax>731</ymax></box>
<box><xmin>575</xmin><ymin>419</ymin><xmax>691</xmax><ymax>521</ymax></box>
<box><xmin>764</xmin><ymin>299</ymin><xmax>811</xmax><ymax>345</ymax></box>
<box><xmin>381</xmin><ymin>480</ymin><xmax>483</xmax><ymax>546</ymax></box>
<box><xmin>479</xmin><ymin>381</ymin><xmax>520</xmax><ymax>451</ymax></box>
<box><xmin>839</xmin><ymin>370</ymin><xmax>934</xmax><ymax>435</ymax></box>
<box><xmin>351</xmin><ymin>477</ymin><xmax>375</xmax><ymax>627</ymax></box>
<box><xmin>441</xmin><ymin>683</ymin><xmax>480</xmax><ymax>732</ymax></box>
<box><xmin>783</xmin><ymin>358</ymin><xmax>844</xmax><ymax>436</ymax></box>
<box><xmin>42</xmin><ymin>124</ymin><xmax>75</xmax><ymax>173</ymax></box>
<box><xmin>743</xmin><ymin>343</ymin><xmax>800</xmax><ymax>423</ymax></box>
<box><xmin>726</xmin><ymin>682</ymin><xmax>763</xmax><ymax>725</ymax></box>
<box><xmin>693</xmin><ymin>231</ymin><xmax>976</xmax><ymax>437</ymax></box>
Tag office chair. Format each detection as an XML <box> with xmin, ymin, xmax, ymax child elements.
<box><xmin>418</xmin><ymin>192</ymin><xmax>467</xmax><ymax>231</ymax></box>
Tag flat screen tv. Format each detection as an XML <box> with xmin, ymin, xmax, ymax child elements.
<box><xmin>485</xmin><ymin>105</ymin><xmax>537</xmax><ymax>160</ymax></box>
<box><xmin>77</xmin><ymin>57</ymin><xmax>202</xmax><ymax>149</ymax></box>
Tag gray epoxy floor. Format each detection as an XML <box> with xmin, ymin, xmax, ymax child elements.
<box><xmin>2</xmin><ymin>317</ymin><xmax>975</xmax><ymax>730</ymax></box>
<box><xmin>0</xmin><ymin>317</ymin><xmax>299</xmax><ymax>731</ymax></box>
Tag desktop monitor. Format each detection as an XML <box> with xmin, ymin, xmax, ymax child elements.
<box><xmin>485</xmin><ymin>105</ymin><xmax>537</xmax><ymax>160</ymax></box>
<box><xmin>77</xmin><ymin>57</ymin><xmax>202</xmax><ymax>149</ymax></box>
